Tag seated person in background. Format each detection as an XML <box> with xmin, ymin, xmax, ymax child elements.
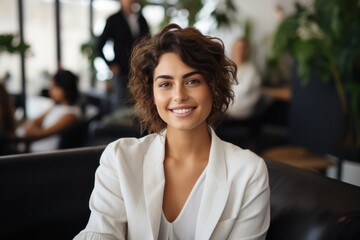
<box><xmin>17</xmin><ymin>69</ymin><xmax>81</xmax><ymax>152</ymax></box>
<box><xmin>0</xmin><ymin>83</ymin><xmax>17</xmax><ymax>155</ymax></box>
<box><xmin>226</xmin><ymin>37</ymin><xmax>263</xmax><ymax>120</ymax></box>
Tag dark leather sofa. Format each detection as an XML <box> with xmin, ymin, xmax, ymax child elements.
<box><xmin>1</xmin><ymin>145</ymin><xmax>360</xmax><ymax>240</ymax></box>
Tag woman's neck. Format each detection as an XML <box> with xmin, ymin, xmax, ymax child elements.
<box><xmin>234</xmin><ymin>58</ymin><xmax>247</xmax><ymax>66</ymax></box>
<box><xmin>165</xmin><ymin>124</ymin><xmax>211</xmax><ymax>164</ymax></box>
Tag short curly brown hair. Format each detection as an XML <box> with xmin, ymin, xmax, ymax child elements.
<box><xmin>128</xmin><ymin>24</ymin><xmax>237</xmax><ymax>134</ymax></box>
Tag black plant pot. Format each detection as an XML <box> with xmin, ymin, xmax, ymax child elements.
<box><xmin>289</xmin><ymin>66</ymin><xmax>359</xmax><ymax>162</ymax></box>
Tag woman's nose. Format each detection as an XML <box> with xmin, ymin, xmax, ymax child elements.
<box><xmin>174</xmin><ymin>85</ymin><xmax>188</xmax><ymax>103</ymax></box>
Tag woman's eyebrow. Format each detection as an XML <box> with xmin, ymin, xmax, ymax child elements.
<box><xmin>183</xmin><ymin>71</ymin><xmax>202</xmax><ymax>79</ymax></box>
<box><xmin>154</xmin><ymin>71</ymin><xmax>201</xmax><ymax>82</ymax></box>
<box><xmin>154</xmin><ymin>74</ymin><xmax>172</xmax><ymax>81</ymax></box>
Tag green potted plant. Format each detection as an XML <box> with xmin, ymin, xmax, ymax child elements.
<box><xmin>80</xmin><ymin>32</ymin><xmax>98</xmax><ymax>87</ymax></box>
<box><xmin>0</xmin><ymin>33</ymin><xmax>29</xmax><ymax>54</ymax></box>
<box><xmin>0</xmin><ymin>33</ymin><xmax>30</xmax><ymax>85</ymax></box>
<box><xmin>269</xmin><ymin>0</ymin><xmax>360</xmax><ymax>148</ymax></box>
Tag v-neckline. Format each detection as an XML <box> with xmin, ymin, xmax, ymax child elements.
<box><xmin>162</xmin><ymin>167</ymin><xmax>207</xmax><ymax>224</ymax></box>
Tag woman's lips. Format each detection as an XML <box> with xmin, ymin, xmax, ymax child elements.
<box><xmin>171</xmin><ymin>108</ymin><xmax>193</xmax><ymax>114</ymax></box>
<box><xmin>169</xmin><ymin>106</ymin><xmax>196</xmax><ymax>116</ymax></box>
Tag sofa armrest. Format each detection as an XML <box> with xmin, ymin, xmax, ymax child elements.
<box><xmin>266</xmin><ymin>159</ymin><xmax>360</xmax><ymax>240</ymax></box>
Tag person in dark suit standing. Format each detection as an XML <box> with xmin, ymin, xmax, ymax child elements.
<box><xmin>97</xmin><ymin>0</ymin><xmax>150</xmax><ymax>111</ymax></box>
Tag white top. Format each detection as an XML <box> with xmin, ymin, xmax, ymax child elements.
<box><xmin>227</xmin><ymin>62</ymin><xmax>261</xmax><ymax>119</ymax></box>
<box><xmin>74</xmin><ymin>128</ymin><xmax>270</xmax><ymax>240</ymax></box>
<box><xmin>30</xmin><ymin>105</ymin><xmax>81</xmax><ymax>152</ymax></box>
<box><xmin>158</xmin><ymin>169</ymin><xmax>206</xmax><ymax>240</ymax></box>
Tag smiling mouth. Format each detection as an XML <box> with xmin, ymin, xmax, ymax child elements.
<box><xmin>171</xmin><ymin>108</ymin><xmax>195</xmax><ymax>114</ymax></box>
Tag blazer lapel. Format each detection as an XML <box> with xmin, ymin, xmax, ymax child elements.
<box><xmin>143</xmin><ymin>132</ymin><xmax>166</xmax><ymax>240</ymax></box>
<box><xmin>195</xmin><ymin>129</ymin><xmax>232</xmax><ymax>239</ymax></box>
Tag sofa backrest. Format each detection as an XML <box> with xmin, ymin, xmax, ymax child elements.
<box><xmin>0</xmin><ymin>146</ymin><xmax>105</xmax><ymax>240</ymax></box>
<box><xmin>1</xmin><ymin>146</ymin><xmax>360</xmax><ymax>240</ymax></box>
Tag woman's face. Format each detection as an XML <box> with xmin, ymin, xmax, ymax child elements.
<box><xmin>153</xmin><ymin>53</ymin><xmax>212</xmax><ymax>132</ymax></box>
<box><xmin>232</xmin><ymin>39</ymin><xmax>248</xmax><ymax>64</ymax></box>
<box><xmin>49</xmin><ymin>80</ymin><xmax>65</xmax><ymax>104</ymax></box>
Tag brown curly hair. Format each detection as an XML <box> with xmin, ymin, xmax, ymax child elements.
<box><xmin>128</xmin><ymin>24</ymin><xmax>237</xmax><ymax>134</ymax></box>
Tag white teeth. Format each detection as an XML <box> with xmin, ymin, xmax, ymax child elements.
<box><xmin>172</xmin><ymin>108</ymin><xmax>192</xmax><ymax>114</ymax></box>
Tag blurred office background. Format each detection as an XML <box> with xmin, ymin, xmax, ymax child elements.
<box><xmin>0</xmin><ymin>0</ymin><xmax>313</xmax><ymax>95</ymax></box>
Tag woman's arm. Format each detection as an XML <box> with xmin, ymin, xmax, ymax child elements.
<box><xmin>227</xmin><ymin>159</ymin><xmax>271</xmax><ymax>240</ymax></box>
<box><xmin>23</xmin><ymin>111</ymin><xmax>47</xmax><ymax>129</ymax></box>
<box><xmin>24</xmin><ymin>112</ymin><xmax>78</xmax><ymax>140</ymax></box>
<box><xmin>74</xmin><ymin>143</ymin><xmax>127</xmax><ymax>240</ymax></box>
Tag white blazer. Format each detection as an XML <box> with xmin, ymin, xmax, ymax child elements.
<box><xmin>74</xmin><ymin>128</ymin><xmax>270</xmax><ymax>240</ymax></box>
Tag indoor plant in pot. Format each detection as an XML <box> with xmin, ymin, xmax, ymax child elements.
<box><xmin>270</xmin><ymin>0</ymin><xmax>360</xmax><ymax>149</ymax></box>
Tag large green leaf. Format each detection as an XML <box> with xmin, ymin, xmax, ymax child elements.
<box><xmin>271</xmin><ymin>16</ymin><xmax>299</xmax><ymax>58</ymax></box>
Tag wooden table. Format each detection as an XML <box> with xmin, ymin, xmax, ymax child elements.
<box><xmin>261</xmin><ymin>86</ymin><xmax>291</xmax><ymax>102</ymax></box>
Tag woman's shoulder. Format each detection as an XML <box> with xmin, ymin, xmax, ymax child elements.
<box><xmin>219</xmin><ymin>143</ymin><xmax>268</xmax><ymax>190</ymax></box>
<box><xmin>98</xmin><ymin>133</ymin><xmax>161</xmax><ymax>172</ymax></box>
<box><xmin>219</xmin><ymin>139</ymin><xmax>260</xmax><ymax>159</ymax></box>
<box><xmin>104</xmin><ymin>133</ymin><xmax>160</xmax><ymax>157</ymax></box>
<box><xmin>221</xmin><ymin>141</ymin><xmax>266</xmax><ymax>173</ymax></box>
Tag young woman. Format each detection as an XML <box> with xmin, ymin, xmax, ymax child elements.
<box><xmin>74</xmin><ymin>24</ymin><xmax>270</xmax><ymax>240</ymax></box>
<box><xmin>18</xmin><ymin>69</ymin><xmax>81</xmax><ymax>152</ymax></box>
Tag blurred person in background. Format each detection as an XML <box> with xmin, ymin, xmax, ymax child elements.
<box><xmin>17</xmin><ymin>69</ymin><xmax>81</xmax><ymax>152</ymax></box>
<box><xmin>97</xmin><ymin>0</ymin><xmax>150</xmax><ymax>111</ymax></box>
<box><xmin>226</xmin><ymin>37</ymin><xmax>265</xmax><ymax>120</ymax></box>
<box><xmin>0</xmin><ymin>83</ymin><xmax>17</xmax><ymax>155</ymax></box>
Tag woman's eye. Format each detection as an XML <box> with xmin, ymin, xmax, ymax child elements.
<box><xmin>187</xmin><ymin>79</ymin><xmax>200</xmax><ymax>85</ymax></box>
<box><xmin>159</xmin><ymin>82</ymin><xmax>171</xmax><ymax>88</ymax></box>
